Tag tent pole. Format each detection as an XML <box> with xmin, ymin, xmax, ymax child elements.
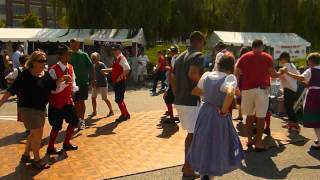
<box><xmin>136</xmin><ymin>42</ymin><xmax>138</xmax><ymax>57</ymax></box>
<box><xmin>32</xmin><ymin>42</ymin><xmax>34</xmax><ymax>52</ymax></box>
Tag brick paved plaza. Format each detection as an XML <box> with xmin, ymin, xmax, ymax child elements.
<box><xmin>0</xmin><ymin>90</ymin><xmax>319</xmax><ymax>180</ymax></box>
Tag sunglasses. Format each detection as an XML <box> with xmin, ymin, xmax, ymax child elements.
<box><xmin>36</xmin><ymin>58</ymin><xmax>47</xmax><ymax>63</ymax></box>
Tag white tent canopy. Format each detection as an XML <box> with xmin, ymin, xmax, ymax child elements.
<box><xmin>208</xmin><ymin>31</ymin><xmax>311</xmax><ymax>47</ymax></box>
<box><xmin>208</xmin><ymin>31</ymin><xmax>311</xmax><ymax>59</ymax></box>
<box><xmin>0</xmin><ymin>28</ymin><xmax>145</xmax><ymax>45</ymax></box>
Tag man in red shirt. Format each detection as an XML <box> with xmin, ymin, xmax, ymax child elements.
<box><xmin>235</xmin><ymin>39</ymin><xmax>284</xmax><ymax>151</ymax></box>
<box><xmin>151</xmin><ymin>51</ymin><xmax>167</xmax><ymax>95</ymax></box>
<box><xmin>104</xmin><ymin>44</ymin><xmax>131</xmax><ymax>121</ymax></box>
<box><xmin>47</xmin><ymin>44</ymin><xmax>79</xmax><ymax>155</ymax></box>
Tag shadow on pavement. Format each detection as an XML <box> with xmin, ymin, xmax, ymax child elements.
<box><xmin>0</xmin><ymin>163</ymin><xmax>43</xmax><ymax>180</ymax></box>
<box><xmin>308</xmin><ymin>148</ymin><xmax>320</xmax><ymax>161</ymax></box>
<box><xmin>156</xmin><ymin>116</ymin><xmax>179</xmax><ymax>139</ymax></box>
<box><xmin>0</xmin><ymin>132</ymin><xmax>26</xmax><ymax>147</ymax></box>
<box><xmin>241</xmin><ymin>145</ymin><xmax>290</xmax><ymax>179</ymax></box>
<box><xmin>87</xmin><ymin>120</ymin><xmax>123</xmax><ymax>137</ymax></box>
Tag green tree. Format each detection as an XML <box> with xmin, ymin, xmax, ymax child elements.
<box><xmin>0</xmin><ymin>19</ymin><xmax>5</xmax><ymax>28</ymax></box>
<box><xmin>22</xmin><ymin>13</ymin><xmax>42</xmax><ymax>28</ymax></box>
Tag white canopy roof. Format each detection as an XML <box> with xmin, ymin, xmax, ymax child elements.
<box><xmin>0</xmin><ymin>28</ymin><xmax>145</xmax><ymax>44</ymax></box>
<box><xmin>208</xmin><ymin>31</ymin><xmax>311</xmax><ymax>47</ymax></box>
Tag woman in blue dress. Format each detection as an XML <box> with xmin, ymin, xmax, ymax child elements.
<box><xmin>188</xmin><ymin>52</ymin><xmax>244</xmax><ymax>179</ymax></box>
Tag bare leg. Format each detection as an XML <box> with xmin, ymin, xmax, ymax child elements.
<box><xmin>23</xmin><ymin>133</ymin><xmax>32</xmax><ymax>156</ymax></box>
<box><xmin>246</xmin><ymin>115</ymin><xmax>255</xmax><ymax>145</ymax></box>
<box><xmin>31</xmin><ymin>128</ymin><xmax>44</xmax><ymax>161</ymax></box>
<box><xmin>80</xmin><ymin>100</ymin><xmax>86</xmax><ymax>120</ymax></box>
<box><xmin>92</xmin><ymin>97</ymin><xmax>97</xmax><ymax>114</ymax></box>
<box><xmin>182</xmin><ymin>133</ymin><xmax>195</xmax><ymax>175</ymax></box>
<box><xmin>255</xmin><ymin>117</ymin><xmax>265</xmax><ymax>148</ymax></box>
<box><xmin>104</xmin><ymin>99</ymin><xmax>114</xmax><ymax>114</ymax></box>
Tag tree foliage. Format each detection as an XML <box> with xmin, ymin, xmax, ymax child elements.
<box><xmin>55</xmin><ymin>0</ymin><xmax>320</xmax><ymax>49</ymax></box>
<box><xmin>22</xmin><ymin>13</ymin><xmax>42</xmax><ymax>28</ymax></box>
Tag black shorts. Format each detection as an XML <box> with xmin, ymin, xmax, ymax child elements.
<box><xmin>164</xmin><ymin>86</ymin><xmax>174</xmax><ymax>104</ymax></box>
<box><xmin>113</xmin><ymin>81</ymin><xmax>126</xmax><ymax>103</ymax></box>
<box><xmin>48</xmin><ymin>104</ymin><xmax>79</xmax><ymax>131</ymax></box>
<box><xmin>73</xmin><ymin>84</ymin><xmax>89</xmax><ymax>102</ymax></box>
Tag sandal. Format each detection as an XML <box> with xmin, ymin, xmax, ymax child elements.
<box><xmin>107</xmin><ymin>112</ymin><xmax>114</xmax><ymax>117</ymax></box>
<box><xmin>20</xmin><ymin>154</ymin><xmax>33</xmax><ymax>164</ymax></box>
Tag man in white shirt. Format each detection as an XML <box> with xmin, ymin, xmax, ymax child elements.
<box><xmin>279</xmin><ymin>52</ymin><xmax>300</xmax><ymax>132</ymax></box>
<box><xmin>12</xmin><ymin>44</ymin><xmax>24</xmax><ymax>69</ymax></box>
<box><xmin>47</xmin><ymin>44</ymin><xmax>79</xmax><ymax>155</ymax></box>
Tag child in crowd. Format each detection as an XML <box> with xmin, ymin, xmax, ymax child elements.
<box><xmin>285</xmin><ymin>52</ymin><xmax>320</xmax><ymax>149</ymax></box>
<box><xmin>279</xmin><ymin>52</ymin><xmax>300</xmax><ymax>132</ymax></box>
<box><xmin>188</xmin><ymin>52</ymin><xmax>244</xmax><ymax>179</ymax></box>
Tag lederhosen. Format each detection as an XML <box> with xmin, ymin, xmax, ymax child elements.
<box><xmin>112</xmin><ymin>55</ymin><xmax>127</xmax><ymax>103</ymax></box>
<box><xmin>48</xmin><ymin>64</ymin><xmax>78</xmax><ymax>131</ymax></box>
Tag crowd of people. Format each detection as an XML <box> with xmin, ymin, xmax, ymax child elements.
<box><xmin>0</xmin><ymin>39</ymin><xmax>131</xmax><ymax>169</ymax></box>
<box><xmin>0</xmin><ymin>31</ymin><xmax>319</xmax><ymax>179</ymax></box>
<box><xmin>151</xmin><ymin>31</ymin><xmax>320</xmax><ymax>180</ymax></box>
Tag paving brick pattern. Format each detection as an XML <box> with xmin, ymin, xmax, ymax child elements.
<box><xmin>0</xmin><ymin>111</ymin><xmax>307</xmax><ymax>180</ymax></box>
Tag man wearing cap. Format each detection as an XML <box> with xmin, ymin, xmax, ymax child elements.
<box><xmin>104</xmin><ymin>44</ymin><xmax>131</xmax><ymax>121</ymax></box>
<box><xmin>212</xmin><ymin>41</ymin><xmax>227</xmax><ymax>71</ymax></box>
<box><xmin>46</xmin><ymin>44</ymin><xmax>79</xmax><ymax>155</ymax></box>
<box><xmin>151</xmin><ymin>51</ymin><xmax>167</xmax><ymax>95</ymax></box>
<box><xmin>172</xmin><ymin>31</ymin><xmax>205</xmax><ymax>179</ymax></box>
<box><xmin>163</xmin><ymin>45</ymin><xmax>179</xmax><ymax>123</ymax></box>
<box><xmin>69</xmin><ymin>39</ymin><xmax>96</xmax><ymax>130</ymax></box>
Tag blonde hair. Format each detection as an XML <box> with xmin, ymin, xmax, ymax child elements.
<box><xmin>90</xmin><ymin>52</ymin><xmax>101</xmax><ymax>60</ymax></box>
<box><xmin>25</xmin><ymin>49</ymin><xmax>47</xmax><ymax>69</ymax></box>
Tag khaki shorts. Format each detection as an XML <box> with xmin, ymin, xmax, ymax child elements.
<box><xmin>175</xmin><ymin>105</ymin><xmax>200</xmax><ymax>133</ymax></box>
<box><xmin>241</xmin><ymin>88</ymin><xmax>269</xmax><ymax>118</ymax></box>
<box><xmin>92</xmin><ymin>87</ymin><xmax>108</xmax><ymax>100</ymax></box>
<box><xmin>18</xmin><ymin>107</ymin><xmax>46</xmax><ymax>130</ymax></box>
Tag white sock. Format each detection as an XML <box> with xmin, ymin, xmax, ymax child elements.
<box><xmin>314</xmin><ymin>128</ymin><xmax>320</xmax><ymax>142</ymax></box>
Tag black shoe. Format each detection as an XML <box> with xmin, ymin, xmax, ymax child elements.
<box><xmin>63</xmin><ymin>144</ymin><xmax>78</xmax><ymax>151</ymax></box>
<box><xmin>46</xmin><ymin>147</ymin><xmax>63</xmax><ymax>155</ymax></box>
<box><xmin>116</xmin><ymin>115</ymin><xmax>130</xmax><ymax>122</ymax></box>
<box><xmin>20</xmin><ymin>154</ymin><xmax>33</xmax><ymax>164</ymax></box>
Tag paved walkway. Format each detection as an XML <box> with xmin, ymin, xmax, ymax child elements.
<box><xmin>0</xmin><ymin>89</ymin><xmax>319</xmax><ymax>180</ymax></box>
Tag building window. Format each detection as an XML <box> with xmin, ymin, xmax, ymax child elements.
<box><xmin>47</xmin><ymin>6</ymin><xmax>55</xmax><ymax>18</ymax></box>
<box><xmin>47</xmin><ymin>20</ymin><xmax>56</xmax><ymax>28</ymax></box>
<box><xmin>12</xmin><ymin>19</ymin><xmax>23</xmax><ymax>27</ymax></box>
<box><xmin>0</xmin><ymin>4</ymin><xmax>5</xmax><ymax>16</ymax></box>
<box><xmin>12</xmin><ymin>4</ymin><xmax>26</xmax><ymax>16</ymax></box>
<box><xmin>30</xmin><ymin>5</ymin><xmax>42</xmax><ymax>17</ymax></box>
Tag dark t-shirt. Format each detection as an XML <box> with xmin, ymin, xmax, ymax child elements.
<box><xmin>8</xmin><ymin>70</ymin><xmax>57</xmax><ymax>110</ymax></box>
<box><xmin>94</xmin><ymin>62</ymin><xmax>107</xmax><ymax>87</ymax></box>
<box><xmin>173</xmin><ymin>48</ymin><xmax>205</xmax><ymax>106</ymax></box>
